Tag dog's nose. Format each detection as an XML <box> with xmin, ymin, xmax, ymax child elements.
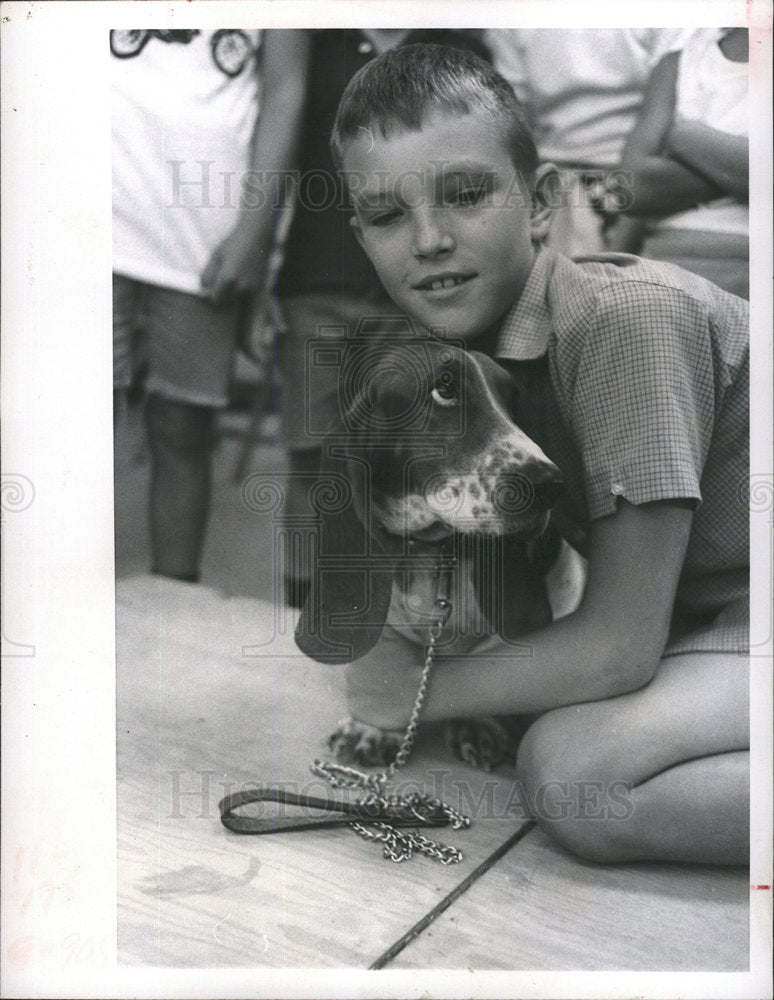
<box><xmin>494</xmin><ymin>465</ymin><xmax>564</xmax><ymax>517</ymax></box>
<box><xmin>532</xmin><ymin>468</ymin><xmax>565</xmax><ymax>508</ymax></box>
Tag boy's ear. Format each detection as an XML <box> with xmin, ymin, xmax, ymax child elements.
<box><xmin>530</xmin><ymin>162</ymin><xmax>560</xmax><ymax>244</ymax></box>
<box><xmin>350</xmin><ymin>213</ymin><xmax>365</xmax><ymax>248</ymax></box>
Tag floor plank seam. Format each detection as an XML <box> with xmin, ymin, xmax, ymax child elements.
<box><xmin>368</xmin><ymin>819</ymin><xmax>536</xmax><ymax>970</ymax></box>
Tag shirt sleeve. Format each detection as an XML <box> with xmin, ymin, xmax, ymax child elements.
<box><xmin>565</xmin><ymin>280</ymin><xmax>717</xmax><ymax>520</ymax></box>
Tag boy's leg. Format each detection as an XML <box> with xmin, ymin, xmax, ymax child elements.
<box><xmin>142</xmin><ymin>284</ymin><xmax>237</xmax><ymax>582</ymax></box>
<box><xmin>113</xmin><ymin>273</ymin><xmax>143</xmax><ymax>429</ymax></box>
<box><xmin>516</xmin><ymin>650</ymin><xmax>749</xmax><ymax>864</ymax></box>
<box><xmin>144</xmin><ymin>394</ymin><xmax>216</xmax><ymax>581</ymax></box>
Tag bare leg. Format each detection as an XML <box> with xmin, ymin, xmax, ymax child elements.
<box><xmin>144</xmin><ymin>393</ymin><xmax>216</xmax><ymax>582</ymax></box>
<box><xmin>608</xmin><ymin>751</ymin><xmax>748</xmax><ymax>864</ymax></box>
<box><xmin>517</xmin><ymin>651</ymin><xmax>749</xmax><ymax>864</ymax></box>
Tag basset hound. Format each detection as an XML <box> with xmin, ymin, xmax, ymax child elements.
<box><xmin>295</xmin><ymin>332</ymin><xmax>583</xmax><ymax>770</ymax></box>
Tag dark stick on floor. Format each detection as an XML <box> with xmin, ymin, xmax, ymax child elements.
<box><xmin>369</xmin><ymin>819</ymin><xmax>537</xmax><ymax>970</ymax></box>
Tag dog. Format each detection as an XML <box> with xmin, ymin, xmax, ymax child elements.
<box><xmin>295</xmin><ymin>333</ymin><xmax>581</xmax><ymax>770</ymax></box>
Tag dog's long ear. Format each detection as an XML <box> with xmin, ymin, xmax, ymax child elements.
<box><xmin>295</xmin><ymin>325</ymin><xmax>445</xmax><ymax>663</ymax></box>
<box><xmin>294</xmin><ymin>400</ymin><xmax>399</xmax><ymax>665</ymax></box>
<box><xmin>468</xmin><ymin>351</ymin><xmax>519</xmax><ymax>413</ymax></box>
<box><xmin>496</xmin><ymin>524</ymin><xmax>562</xmax><ymax>640</ymax></box>
<box><xmin>465</xmin><ymin>534</ymin><xmax>550</xmax><ymax>643</ymax></box>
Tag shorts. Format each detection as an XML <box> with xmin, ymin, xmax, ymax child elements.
<box><xmin>663</xmin><ymin>594</ymin><xmax>750</xmax><ymax>658</ymax></box>
<box><xmin>641</xmin><ymin>228</ymin><xmax>749</xmax><ymax>300</ymax></box>
<box><xmin>113</xmin><ymin>273</ymin><xmax>238</xmax><ymax>408</ymax></box>
<box><xmin>278</xmin><ymin>291</ymin><xmax>407</xmax><ymax>450</ymax></box>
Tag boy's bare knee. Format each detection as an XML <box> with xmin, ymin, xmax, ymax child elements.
<box><xmin>517</xmin><ymin>707</ymin><xmax>636</xmax><ymax>864</ymax></box>
<box><xmin>144</xmin><ymin>394</ymin><xmax>215</xmax><ymax>459</ymax></box>
<box><xmin>517</xmin><ymin>705</ymin><xmax>585</xmax><ymax>789</ymax></box>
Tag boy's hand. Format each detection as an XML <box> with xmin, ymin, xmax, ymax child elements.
<box><xmin>200</xmin><ymin>215</ymin><xmax>272</xmax><ymax>306</ymax></box>
<box><xmin>344</xmin><ymin>653</ymin><xmax>424</xmax><ymax>733</ymax></box>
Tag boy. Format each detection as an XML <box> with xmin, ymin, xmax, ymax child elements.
<box><xmin>328</xmin><ymin>44</ymin><xmax>749</xmax><ymax>865</ymax></box>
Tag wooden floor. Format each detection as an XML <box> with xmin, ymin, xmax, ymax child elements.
<box><xmin>116</xmin><ymin>574</ymin><xmax>749</xmax><ymax>971</ymax></box>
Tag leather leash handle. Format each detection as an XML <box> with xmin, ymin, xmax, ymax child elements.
<box><xmin>218</xmin><ymin>787</ymin><xmax>450</xmax><ymax>835</ymax></box>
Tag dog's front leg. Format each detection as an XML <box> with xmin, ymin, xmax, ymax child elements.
<box><xmin>328</xmin><ymin>631</ymin><xmax>426</xmax><ymax>767</ymax></box>
<box><xmin>445</xmin><ymin>715</ymin><xmax>534</xmax><ymax>772</ymax></box>
<box><xmin>328</xmin><ymin>717</ymin><xmax>406</xmax><ymax>768</ymax></box>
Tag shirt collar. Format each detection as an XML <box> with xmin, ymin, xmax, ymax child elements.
<box><xmin>495</xmin><ymin>246</ymin><xmax>556</xmax><ymax>362</ymax></box>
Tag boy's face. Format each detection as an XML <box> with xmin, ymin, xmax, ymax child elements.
<box><xmin>345</xmin><ymin>108</ymin><xmax>547</xmax><ymax>342</ymax></box>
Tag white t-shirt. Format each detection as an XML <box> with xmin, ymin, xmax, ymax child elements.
<box><xmin>657</xmin><ymin>28</ymin><xmax>748</xmax><ymax>236</ymax></box>
<box><xmin>112</xmin><ymin>28</ymin><xmax>262</xmax><ymax>293</ymax></box>
<box><xmin>485</xmin><ymin>28</ymin><xmax>691</xmax><ymax>169</ymax></box>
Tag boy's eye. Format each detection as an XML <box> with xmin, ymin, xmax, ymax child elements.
<box><xmin>443</xmin><ymin>173</ymin><xmax>493</xmax><ymax>208</ymax></box>
<box><xmin>367</xmin><ymin>208</ymin><xmax>401</xmax><ymax>227</ymax></box>
<box><xmin>449</xmin><ymin>186</ymin><xmax>486</xmax><ymax>207</ymax></box>
<box><xmin>431</xmin><ymin>372</ymin><xmax>457</xmax><ymax>407</ymax></box>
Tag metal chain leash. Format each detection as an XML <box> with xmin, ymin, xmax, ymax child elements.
<box><xmin>347</xmin><ymin>819</ymin><xmax>466</xmax><ymax>865</ymax></box>
<box><xmin>310</xmin><ymin>555</ymin><xmax>471</xmax><ymax>864</ymax></box>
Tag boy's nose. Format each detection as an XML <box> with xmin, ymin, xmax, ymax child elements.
<box><xmin>412</xmin><ymin>209</ymin><xmax>455</xmax><ymax>258</ymax></box>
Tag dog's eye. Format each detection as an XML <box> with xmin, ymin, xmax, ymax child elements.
<box><xmin>431</xmin><ymin>372</ymin><xmax>457</xmax><ymax>407</ymax></box>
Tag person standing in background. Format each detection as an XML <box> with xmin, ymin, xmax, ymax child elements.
<box><xmin>112</xmin><ymin>29</ymin><xmax>308</xmax><ymax>582</ymax></box>
<box><xmin>484</xmin><ymin>28</ymin><xmax>691</xmax><ymax>256</ymax></box>
<box><xmin>613</xmin><ymin>27</ymin><xmax>749</xmax><ymax>299</ymax></box>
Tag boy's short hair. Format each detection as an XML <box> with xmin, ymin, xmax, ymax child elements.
<box><xmin>331</xmin><ymin>43</ymin><xmax>538</xmax><ymax>179</ymax></box>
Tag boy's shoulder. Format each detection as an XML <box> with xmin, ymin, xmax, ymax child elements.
<box><xmin>552</xmin><ymin>249</ymin><xmax>713</xmax><ymax>307</ymax></box>
<box><xmin>546</xmin><ymin>249</ymin><xmax>748</xmax><ymax>342</ymax></box>
<box><xmin>499</xmin><ymin>248</ymin><xmax>747</xmax><ymax>367</ymax></box>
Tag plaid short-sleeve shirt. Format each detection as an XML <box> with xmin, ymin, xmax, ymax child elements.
<box><xmin>496</xmin><ymin>248</ymin><xmax>749</xmax><ymax>655</ymax></box>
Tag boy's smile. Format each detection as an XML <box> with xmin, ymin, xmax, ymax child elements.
<box><xmin>344</xmin><ymin>108</ymin><xmax>550</xmax><ymax>341</ymax></box>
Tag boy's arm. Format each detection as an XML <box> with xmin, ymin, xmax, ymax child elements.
<box><xmin>346</xmin><ymin>499</ymin><xmax>693</xmax><ymax>730</ymax></box>
<box><xmin>613</xmin><ymin>52</ymin><xmax>722</xmax><ymax>217</ymax></box>
<box><xmin>201</xmin><ymin>29</ymin><xmax>309</xmax><ymax>304</ymax></box>
<box><xmin>666</xmin><ymin>120</ymin><xmax>748</xmax><ymax>202</ymax></box>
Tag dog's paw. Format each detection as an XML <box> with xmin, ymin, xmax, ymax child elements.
<box><xmin>445</xmin><ymin>715</ymin><xmax>530</xmax><ymax>771</ymax></box>
<box><xmin>328</xmin><ymin>718</ymin><xmax>404</xmax><ymax>768</ymax></box>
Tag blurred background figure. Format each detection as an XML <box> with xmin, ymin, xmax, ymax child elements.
<box><xmin>485</xmin><ymin>28</ymin><xmax>691</xmax><ymax>256</ymax></box>
<box><xmin>112</xmin><ymin>28</ymin><xmax>308</xmax><ymax>582</ymax></box>
<box><xmin>613</xmin><ymin>27</ymin><xmax>749</xmax><ymax>299</ymax></box>
<box><xmin>276</xmin><ymin>28</ymin><xmax>491</xmax><ymax>608</ymax></box>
